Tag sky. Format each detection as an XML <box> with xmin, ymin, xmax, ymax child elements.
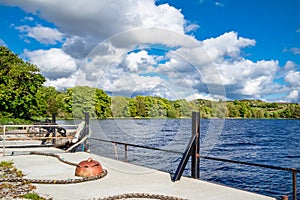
<box><xmin>0</xmin><ymin>0</ymin><xmax>299</xmax><ymax>103</ymax></box>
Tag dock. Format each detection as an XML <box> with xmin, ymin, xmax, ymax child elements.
<box><xmin>0</xmin><ymin>147</ymin><xmax>276</xmax><ymax>200</ymax></box>
<box><xmin>1</xmin><ymin>113</ymin><xmax>285</xmax><ymax>199</ymax></box>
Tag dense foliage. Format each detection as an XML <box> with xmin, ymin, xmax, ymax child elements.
<box><xmin>0</xmin><ymin>46</ymin><xmax>299</xmax><ymax>121</ymax></box>
<box><xmin>0</xmin><ymin>46</ymin><xmax>45</xmax><ymax>119</ymax></box>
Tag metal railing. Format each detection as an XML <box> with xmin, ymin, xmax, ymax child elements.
<box><xmin>90</xmin><ymin>137</ymin><xmax>299</xmax><ymax>200</ymax></box>
<box><xmin>1</xmin><ymin>124</ymin><xmax>78</xmax><ymax>156</ymax></box>
<box><xmin>89</xmin><ymin>112</ymin><xmax>299</xmax><ymax>200</ymax></box>
<box><xmin>1</xmin><ymin>113</ymin><xmax>91</xmax><ymax>156</ymax></box>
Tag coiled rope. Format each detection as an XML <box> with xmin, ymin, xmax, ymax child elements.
<box><xmin>29</xmin><ymin>151</ymin><xmax>78</xmax><ymax>166</ymax></box>
<box><xmin>0</xmin><ymin>151</ymin><xmax>107</xmax><ymax>184</ymax></box>
<box><xmin>0</xmin><ymin>172</ymin><xmax>107</xmax><ymax>184</ymax></box>
<box><xmin>1</xmin><ymin>152</ymin><xmax>187</xmax><ymax>200</ymax></box>
<box><xmin>95</xmin><ymin>193</ymin><xmax>187</xmax><ymax>200</ymax></box>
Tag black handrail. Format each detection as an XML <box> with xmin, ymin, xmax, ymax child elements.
<box><xmin>90</xmin><ymin>137</ymin><xmax>300</xmax><ymax>173</ymax></box>
<box><xmin>89</xmin><ymin>111</ymin><xmax>299</xmax><ymax>200</ymax></box>
<box><xmin>89</xmin><ymin>137</ymin><xmax>182</xmax><ymax>155</ymax></box>
<box><xmin>201</xmin><ymin>155</ymin><xmax>300</xmax><ymax>173</ymax></box>
<box><xmin>90</xmin><ymin>136</ymin><xmax>299</xmax><ymax>199</ymax></box>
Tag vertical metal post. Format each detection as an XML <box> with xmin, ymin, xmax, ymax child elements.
<box><xmin>292</xmin><ymin>169</ymin><xmax>297</xmax><ymax>200</ymax></box>
<box><xmin>113</xmin><ymin>142</ymin><xmax>118</xmax><ymax>159</ymax></box>
<box><xmin>191</xmin><ymin>112</ymin><xmax>200</xmax><ymax>179</ymax></box>
<box><xmin>53</xmin><ymin>126</ymin><xmax>57</xmax><ymax>147</ymax></box>
<box><xmin>83</xmin><ymin>112</ymin><xmax>89</xmax><ymax>152</ymax></box>
<box><xmin>125</xmin><ymin>144</ymin><xmax>128</xmax><ymax>162</ymax></box>
<box><xmin>52</xmin><ymin>113</ymin><xmax>56</xmax><ymax>124</ymax></box>
<box><xmin>2</xmin><ymin>125</ymin><xmax>6</xmax><ymax>157</ymax></box>
<box><xmin>172</xmin><ymin>112</ymin><xmax>200</xmax><ymax>182</ymax></box>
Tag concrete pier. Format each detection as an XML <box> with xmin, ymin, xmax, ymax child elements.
<box><xmin>0</xmin><ymin>148</ymin><xmax>276</xmax><ymax>200</ymax></box>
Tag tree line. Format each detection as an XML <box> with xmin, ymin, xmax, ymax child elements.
<box><xmin>1</xmin><ymin>46</ymin><xmax>299</xmax><ymax>121</ymax></box>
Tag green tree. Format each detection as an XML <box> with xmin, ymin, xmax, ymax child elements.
<box><xmin>129</xmin><ymin>98</ymin><xmax>137</xmax><ymax>117</ymax></box>
<box><xmin>94</xmin><ymin>88</ymin><xmax>111</xmax><ymax>118</ymax></box>
<box><xmin>0</xmin><ymin>46</ymin><xmax>45</xmax><ymax>119</ymax></box>
<box><xmin>135</xmin><ymin>96</ymin><xmax>147</xmax><ymax>117</ymax></box>
<box><xmin>111</xmin><ymin>96</ymin><xmax>130</xmax><ymax>118</ymax></box>
<box><xmin>173</xmin><ymin>99</ymin><xmax>191</xmax><ymax>117</ymax></box>
<box><xmin>156</xmin><ymin>97</ymin><xmax>171</xmax><ymax>117</ymax></box>
<box><xmin>65</xmin><ymin>86</ymin><xmax>111</xmax><ymax>119</ymax></box>
<box><xmin>35</xmin><ymin>86</ymin><xmax>60</xmax><ymax>117</ymax></box>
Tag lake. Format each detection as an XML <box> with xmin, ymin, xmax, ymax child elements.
<box><xmin>59</xmin><ymin>118</ymin><xmax>300</xmax><ymax>199</ymax></box>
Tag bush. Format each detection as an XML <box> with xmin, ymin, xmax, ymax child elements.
<box><xmin>0</xmin><ymin>118</ymin><xmax>32</xmax><ymax>125</ymax></box>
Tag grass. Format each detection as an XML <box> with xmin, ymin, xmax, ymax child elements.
<box><xmin>20</xmin><ymin>193</ymin><xmax>46</xmax><ymax>200</ymax></box>
<box><xmin>0</xmin><ymin>160</ymin><xmax>45</xmax><ymax>199</ymax></box>
<box><xmin>0</xmin><ymin>160</ymin><xmax>14</xmax><ymax>168</ymax></box>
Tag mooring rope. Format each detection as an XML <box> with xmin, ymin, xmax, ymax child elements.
<box><xmin>0</xmin><ymin>171</ymin><xmax>107</xmax><ymax>184</ymax></box>
<box><xmin>29</xmin><ymin>151</ymin><xmax>78</xmax><ymax>166</ymax></box>
<box><xmin>0</xmin><ymin>151</ymin><xmax>107</xmax><ymax>184</ymax></box>
<box><xmin>1</xmin><ymin>152</ymin><xmax>187</xmax><ymax>200</ymax></box>
<box><xmin>95</xmin><ymin>193</ymin><xmax>187</xmax><ymax>200</ymax></box>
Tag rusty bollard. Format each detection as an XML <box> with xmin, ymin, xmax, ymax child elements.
<box><xmin>282</xmin><ymin>195</ymin><xmax>288</xmax><ymax>200</ymax></box>
<box><xmin>75</xmin><ymin>158</ymin><xmax>103</xmax><ymax>177</ymax></box>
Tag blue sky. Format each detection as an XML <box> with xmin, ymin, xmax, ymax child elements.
<box><xmin>0</xmin><ymin>0</ymin><xmax>299</xmax><ymax>102</ymax></box>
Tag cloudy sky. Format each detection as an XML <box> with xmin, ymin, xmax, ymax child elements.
<box><xmin>0</xmin><ymin>0</ymin><xmax>299</xmax><ymax>102</ymax></box>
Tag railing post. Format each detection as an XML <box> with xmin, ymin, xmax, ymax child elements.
<box><xmin>125</xmin><ymin>144</ymin><xmax>128</xmax><ymax>162</ymax></box>
<box><xmin>53</xmin><ymin>126</ymin><xmax>57</xmax><ymax>147</ymax></box>
<box><xmin>172</xmin><ymin>112</ymin><xmax>200</xmax><ymax>181</ymax></box>
<box><xmin>292</xmin><ymin>169</ymin><xmax>297</xmax><ymax>200</ymax></box>
<box><xmin>191</xmin><ymin>112</ymin><xmax>200</xmax><ymax>179</ymax></box>
<box><xmin>2</xmin><ymin>125</ymin><xmax>6</xmax><ymax>157</ymax></box>
<box><xmin>83</xmin><ymin>112</ymin><xmax>90</xmax><ymax>152</ymax></box>
<box><xmin>52</xmin><ymin>113</ymin><xmax>56</xmax><ymax>124</ymax></box>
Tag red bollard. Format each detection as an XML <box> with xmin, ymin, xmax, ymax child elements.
<box><xmin>282</xmin><ymin>195</ymin><xmax>288</xmax><ymax>200</ymax></box>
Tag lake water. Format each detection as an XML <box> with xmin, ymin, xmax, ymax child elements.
<box><xmin>59</xmin><ymin>118</ymin><xmax>300</xmax><ymax>199</ymax></box>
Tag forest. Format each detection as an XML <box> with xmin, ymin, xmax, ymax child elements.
<box><xmin>1</xmin><ymin>46</ymin><xmax>300</xmax><ymax>123</ymax></box>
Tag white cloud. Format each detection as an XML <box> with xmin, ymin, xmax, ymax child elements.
<box><xmin>23</xmin><ymin>48</ymin><xmax>77</xmax><ymax>80</ymax></box>
<box><xmin>215</xmin><ymin>2</ymin><xmax>224</xmax><ymax>7</ymax></box>
<box><xmin>2</xmin><ymin>0</ymin><xmax>299</xmax><ymax>102</ymax></box>
<box><xmin>202</xmin><ymin>31</ymin><xmax>256</xmax><ymax>61</ymax></box>
<box><xmin>290</xmin><ymin>48</ymin><xmax>300</xmax><ymax>55</ymax></box>
<box><xmin>125</xmin><ymin>50</ymin><xmax>161</xmax><ymax>72</ymax></box>
<box><xmin>3</xmin><ymin>0</ymin><xmax>193</xmax><ymax>55</ymax></box>
<box><xmin>44</xmin><ymin>73</ymin><xmax>78</xmax><ymax>90</ymax></box>
<box><xmin>284</xmin><ymin>70</ymin><xmax>300</xmax><ymax>87</ymax></box>
<box><xmin>296</xmin><ymin>28</ymin><xmax>300</xmax><ymax>33</ymax></box>
<box><xmin>184</xmin><ymin>23</ymin><xmax>200</xmax><ymax>33</ymax></box>
<box><xmin>22</xmin><ymin>16</ymin><xmax>34</xmax><ymax>21</ymax></box>
<box><xmin>16</xmin><ymin>24</ymin><xmax>64</xmax><ymax>45</ymax></box>
<box><xmin>283</xmin><ymin>61</ymin><xmax>296</xmax><ymax>70</ymax></box>
<box><xmin>286</xmin><ymin>90</ymin><xmax>299</xmax><ymax>102</ymax></box>
<box><xmin>185</xmin><ymin>93</ymin><xmax>227</xmax><ymax>101</ymax></box>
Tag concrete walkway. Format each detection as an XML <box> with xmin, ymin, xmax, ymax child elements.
<box><xmin>0</xmin><ymin>149</ymin><xmax>276</xmax><ymax>200</ymax></box>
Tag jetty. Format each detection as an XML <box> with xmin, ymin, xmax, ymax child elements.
<box><xmin>0</xmin><ymin>149</ymin><xmax>276</xmax><ymax>200</ymax></box>
<box><xmin>0</xmin><ymin>112</ymin><xmax>286</xmax><ymax>199</ymax></box>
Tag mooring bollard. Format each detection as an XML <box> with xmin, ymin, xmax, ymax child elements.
<box><xmin>282</xmin><ymin>195</ymin><xmax>288</xmax><ymax>200</ymax></box>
